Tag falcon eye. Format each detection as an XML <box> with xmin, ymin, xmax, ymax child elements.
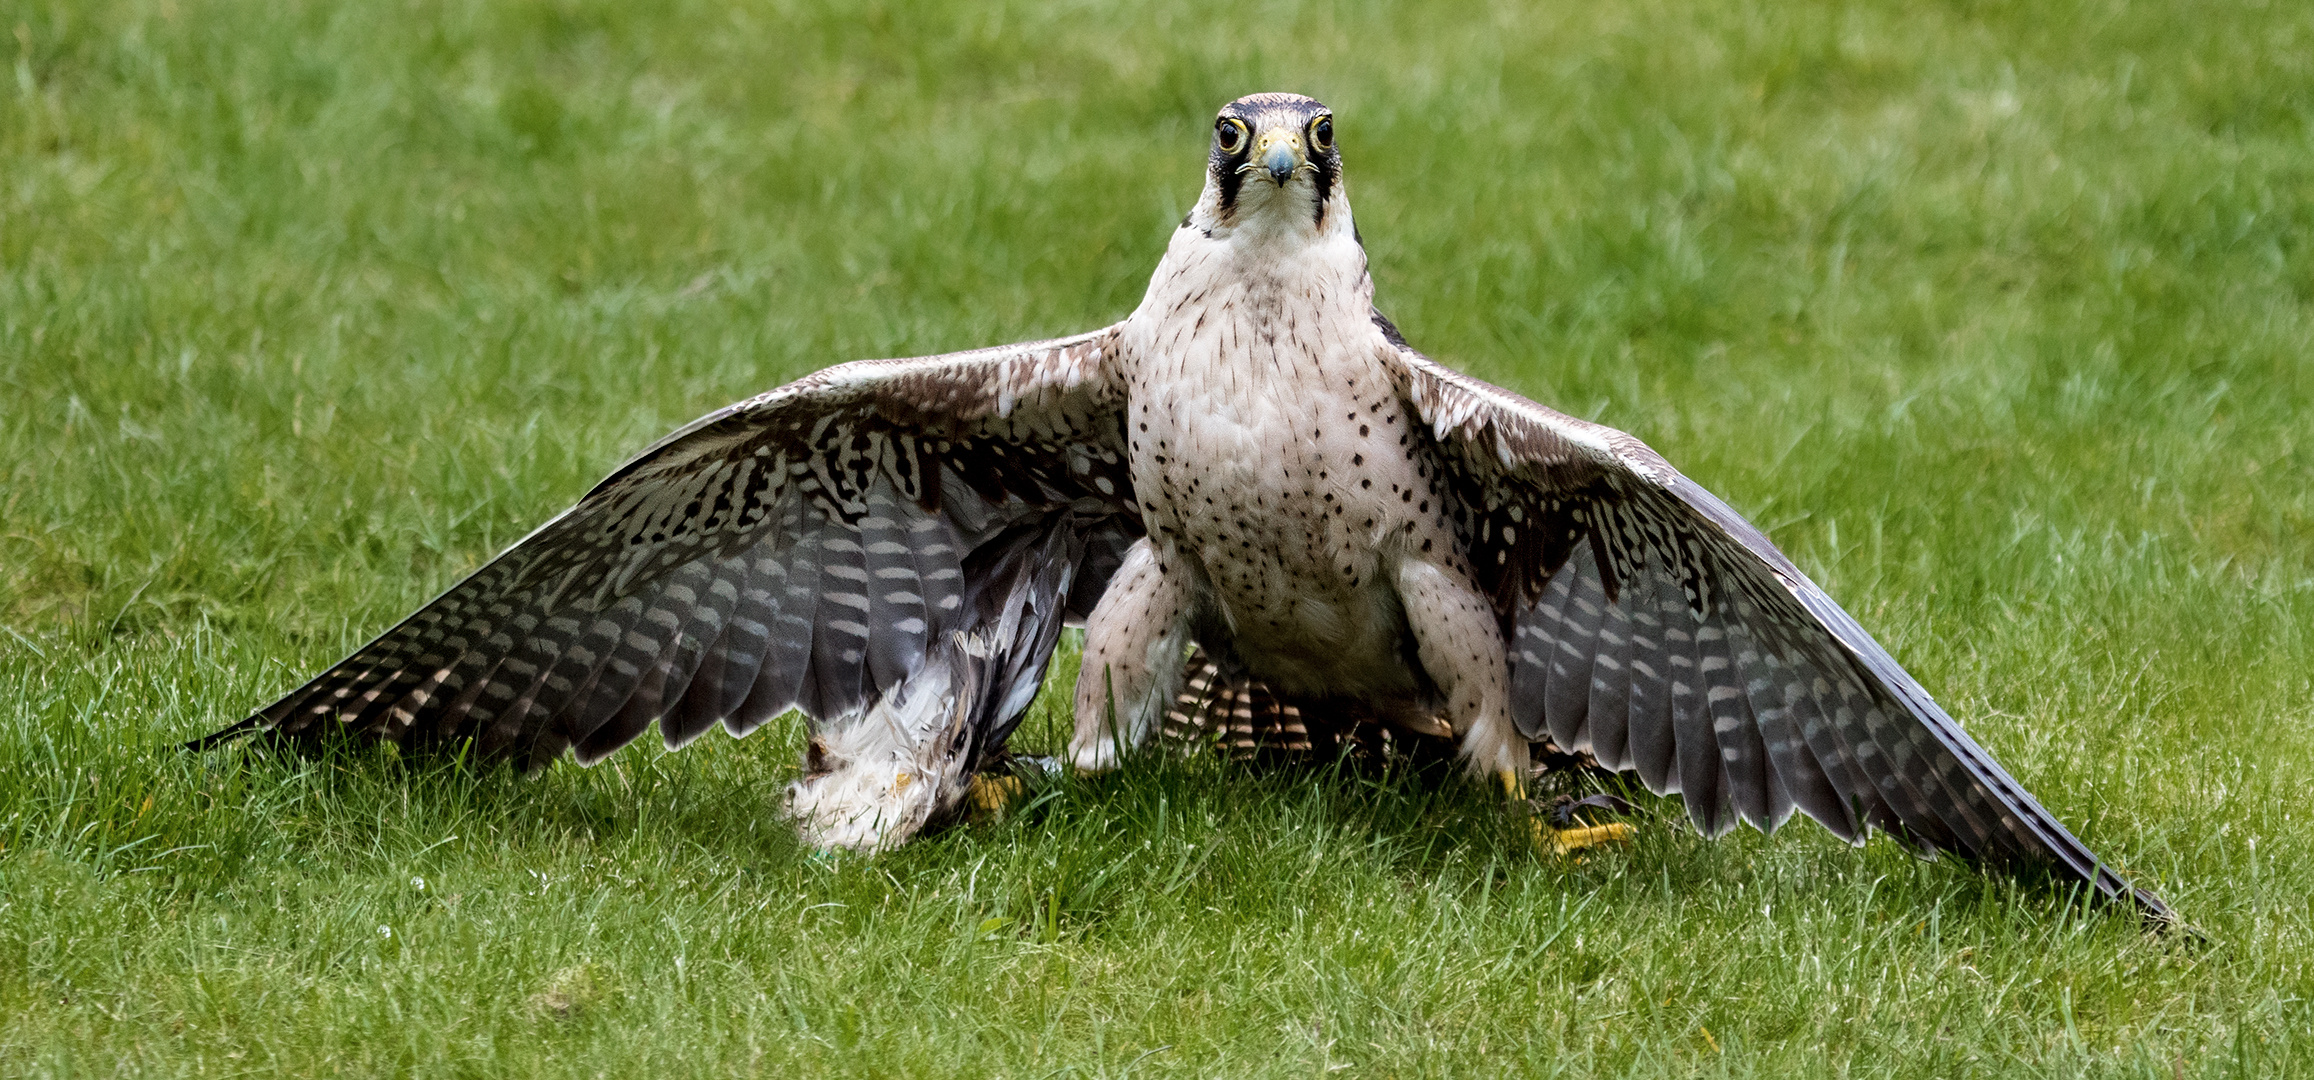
<box><xmin>1309</xmin><ymin>117</ymin><xmax>1334</xmax><ymax>152</ymax></box>
<box><xmin>1216</xmin><ymin>118</ymin><xmax>1248</xmax><ymax>154</ymax></box>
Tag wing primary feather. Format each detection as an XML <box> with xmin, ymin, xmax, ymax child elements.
<box><xmin>1588</xmin><ymin>591</ymin><xmax>1641</xmax><ymax>786</ymax></box>
<box><xmin>859</xmin><ymin>488</ymin><xmax>930</xmax><ymax>696</ymax></box>
<box><xmin>1625</xmin><ymin>557</ymin><xmax>1680</xmax><ymax>793</ymax></box>
<box><xmin>1670</xmin><ymin>592</ymin><xmax>1729</xmax><ymax>829</ymax></box>
<box><xmin>541</xmin><ymin>592</ymin><xmax>662</xmax><ymax>757</ymax></box>
<box><xmin>732</xmin><ymin>499</ymin><xmax>817</xmax><ymax>735</ymax></box>
<box><xmin>579</xmin><ymin>570</ymin><xmax>724</xmax><ymax>762</ymax></box>
<box><xmin>1703</xmin><ymin>612</ymin><xmax>1779</xmax><ymax>833</ymax></box>
<box><xmin>614</xmin><ymin>562</ymin><xmax>739</xmax><ymax>753</ymax></box>
<box><xmin>580</xmin><ymin>645</ymin><xmax>672</xmax><ymax>765</ymax></box>
<box><xmin>471</xmin><ymin>609</ymin><xmax>593</xmax><ymax>764</ymax></box>
<box><xmin>1785</xmin><ymin>585</ymin><xmax>2171</xmax><ymax>914</ymax></box>
<box><xmin>809</xmin><ymin>515</ymin><xmax>875</xmax><ymax>720</ymax></box>
<box><xmin>1819</xmin><ymin>655</ymin><xmax>1957</xmax><ymax>854</ymax></box>
<box><xmin>307</xmin><ymin>581</ymin><xmax>508</xmax><ymax>738</ymax></box>
<box><xmin>1508</xmin><ymin>609</ymin><xmax>1554</xmax><ymax>743</ymax></box>
<box><xmin>662</xmin><ymin>553</ymin><xmax>757</xmax><ymax>748</ymax></box>
<box><xmin>1778</xmin><ymin>646</ymin><xmax>1882</xmax><ymax>843</ymax></box>
<box><xmin>1730</xmin><ymin>606</ymin><xmax>1831</xmax><ymax>836</ymax></box>
<box><xmin>429</xmin><ymin>636</ymin><xmax>525</xmax><ymax>757</ymax></box>
<box><xmin>651</xmin><ymin>567</ymin><xmax>741</xmax><ymax>717</ymax></box>
<box><xmin>1538</xmin><ymin>547</ymin><xmax>1598</xmax><ymax>757</ymax></box>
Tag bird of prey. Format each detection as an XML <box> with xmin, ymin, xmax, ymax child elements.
<box><xmin>194</xmin><ymin>92</ymin><xmax>2168</xmax><ymax>919</ymax></box>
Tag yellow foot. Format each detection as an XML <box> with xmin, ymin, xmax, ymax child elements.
<box><xmin>1530</xmin><ymin>818</ymin><xmax>1637</xmax><ymax>856</ymax></box>
<box><xmin>967</xmin><ymin>774</ymin><xmax>1026</xmax><ymax>821</ymax></box>
<box><xmin>1501</xmin><ymin>769</ymin><xmax>1632</xmax><ymax>855</ymax></box>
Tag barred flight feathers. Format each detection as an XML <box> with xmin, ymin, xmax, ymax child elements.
<box><xmin>194</xmin><ymin>327</ymin><xmax>1140</xmax><ymax>782</ymax></box>
<box><xmin>1377</xmin><ymin>313</ymin><xmax>2171</xmax><ymax>920</ymax></box>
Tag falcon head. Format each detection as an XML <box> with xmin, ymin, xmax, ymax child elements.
<box><xmin>1203</xmin><ymin>92</ymin><xmax>1342</xmax><ymax>228</ymax></box>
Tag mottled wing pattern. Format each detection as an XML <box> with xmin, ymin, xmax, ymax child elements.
<box><xmin>1377</xmin><ymin>314</ymin><xmax>2168</xmax><ymax>918</ymax></box>
<box><xmin>206</xmin><ymin>328</ymin><xmax>1139</xmax><ymax>771</ymax></box>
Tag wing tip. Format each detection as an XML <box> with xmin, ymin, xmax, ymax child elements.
<box><xmin>182</xmin><ymin>714</ymin><xmax>265</xmax><ymax>754</ymax></box>
<box><xmin>2101</xmin><ymin>868</ymin><xmax>2181</xmax><ymax>929</ymax></box>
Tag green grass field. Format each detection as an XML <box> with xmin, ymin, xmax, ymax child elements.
<box><xmin>5</xmin><ymin>0</ymin><xmax>2312</xmax><ymax>1074</ymax></box>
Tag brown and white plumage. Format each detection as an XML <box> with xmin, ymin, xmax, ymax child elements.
<box><xmin>198</xmin><ymin>92</ymin><xmax>2168</xmax><ymax>917</ymax></box>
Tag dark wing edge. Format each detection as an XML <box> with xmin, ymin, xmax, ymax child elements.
<box><xmin>1378</xmin><ymin>314</ymin><xmax>2172</xmax><ymax>921</ymax></box>
<box><xmin>192</xmin><ymin>325</ymin><xmax>1140</xmax><ymax>775</ymax></box>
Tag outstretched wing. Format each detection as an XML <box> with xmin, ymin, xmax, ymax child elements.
<box><xmin>199</xmin><ymin>327</ymin><xmax>1139</xmax><ymax>772</ymax></box>
<box><xmin>1377</xmin><ymin>313</ymin><xmax>2169</xmax><ymax>919</ymax></box>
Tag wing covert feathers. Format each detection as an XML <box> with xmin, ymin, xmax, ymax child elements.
<box><xmin>207</xmin><ymin>327</ymin><xmax>1138</xmax><ymax>776</ymax></box>
<box><xmin>1379</xmin><ymin>312</ymin><xmax>2171</xmax><ymax>919</ymax></box>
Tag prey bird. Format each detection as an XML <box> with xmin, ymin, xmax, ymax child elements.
<box><xmin>193</xmin><ymin>93</ymin><xmax>2169</xmax><ymax>919</ymax></box>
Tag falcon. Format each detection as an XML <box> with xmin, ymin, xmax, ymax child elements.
<box><xmin>193</xmin><ymin>93</ymin><xmax>2169</xmax><ymax>919</ymax></box>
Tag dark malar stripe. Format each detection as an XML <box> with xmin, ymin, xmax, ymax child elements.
<box><xmin>1311</xmin><ymin>158</ymin><xmax>1336</xmax><ymax>226</ymax></box>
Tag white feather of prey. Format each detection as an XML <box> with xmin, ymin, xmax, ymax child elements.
<box><xmin>783</xmin><ymin>657</ymin><xmax>972</xmax><ymax>852</ymax></box>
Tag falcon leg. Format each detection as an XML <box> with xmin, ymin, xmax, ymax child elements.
<box><xmin>1387</xmin><ymin>559</ymin><xmax>1639</xmax><ymax>856</ymax></box>
<box><xmin>1067</xmin><ymin>539</ymin><xmax>1191</xmax><ymax>772</ymax></box>
<box><xmin>1395</xmin><ymin>557</ymin><xmax>1527</xmax><ymax>782</ymax></box>
<box><xmin>1395</xmin><ymin>556</ymin><xmax>1616</xmax><ymax>855</ymax></box>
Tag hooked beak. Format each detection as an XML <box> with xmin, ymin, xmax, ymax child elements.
<box><xmin>1254</xmin><ymin>126</ymin><xmax>1305</xmax><ymax>186</ymax></box>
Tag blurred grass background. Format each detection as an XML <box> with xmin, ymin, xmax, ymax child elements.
<box><xmin>3</xmin><ymin>0</ymin><xmax>2311</xmax><ymax>1075</ymax></box>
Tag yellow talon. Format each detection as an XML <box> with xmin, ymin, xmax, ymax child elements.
<box><xmin>1531</xmin><ymin>818</ymin><xmax>1637</xmax><ymax>856</ymax></box>
<box><xmin>967</xmin><ymin>774</ymin><xmax>1026</xmax><ymax>820</ymax></box>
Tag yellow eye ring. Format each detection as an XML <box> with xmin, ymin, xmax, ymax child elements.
<box><xmin>1309</xmin><ymin>116</ymin><xmax>1334</xmax><ymax>153</ymax></box>
<box><xmin>1216</xmin><ymin>118</ymin><xmax>1249</xmax><ymax>154</ymax></box>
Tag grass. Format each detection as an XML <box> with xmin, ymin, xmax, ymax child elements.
<box><xmin>3</xmin><ymin>0</ymin><xmax>2312</xmax><ymax>1074</ymax></box>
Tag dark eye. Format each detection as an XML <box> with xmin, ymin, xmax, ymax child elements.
<box><xmin>1309</xmin><ymin>117</ymin><xmax>1334</xmax><ymax>152</ymax></box>
<box><xmin>1216</xmin><ymin>118</ymin><xmax>1247</xmax><ymax>153</ymax></box>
